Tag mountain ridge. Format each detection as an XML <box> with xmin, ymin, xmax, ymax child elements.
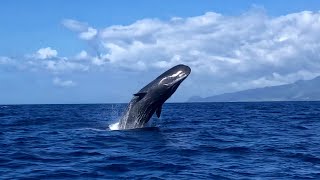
<box><xmin>188</xmin><ymin>76</ymin><xmax>320</xmax><ymax>102</ymax></box>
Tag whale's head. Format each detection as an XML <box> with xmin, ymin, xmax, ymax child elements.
<box><xmin>157</xmin><ymin>64</ymin><xmax>191</xmax><ymax>91</ymax></box>
<box><xmin>141</xmin><ymin>64</ymin><xmax>191</xmax><ymax>103</ymax></box>
<box><xmin>135</xmin><ymin>64</ymin><xmax>191</xmax><ymax>103</ymax></box>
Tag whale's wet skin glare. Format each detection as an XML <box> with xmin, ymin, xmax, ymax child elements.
<box><xmin>118</xmin><ymin>64</ymin><xmax>191</xmax><ymax>130</ymax></box>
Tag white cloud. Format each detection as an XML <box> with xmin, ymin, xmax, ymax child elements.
<box><xmin>23</xmin><ymin>48</ymin><xmax>90</xmax><ymax>73</ymax></box>
<box><xmin>3</xmin><ymin>10</ymin><xmax>320</xmax><ymax>98</ymax></box>
<box><xmin>62</xmin><ymin>10</ymin><xmax>320</xmax><ymax>94</ymax></box>
<box><xmin>44</xmin><ymin>59</ymin><xmax>89</xmax><ymax>73</ymax></box>
<box><xmin>79</xmin><ymin>27</ymin><xmax>97</xmax><ymax>40</ymax></box>
<box><xmin>75</xmin><ymin>50</ymin><xmax>89</xmax><ymax>60</ymax></box>
<box><xmin>62</xmin><ymin>19</ymin><xmax>88</xmax><ymax>31</ymax></box>
<box><xmin>229</xmin><ymin>70</ymin><xmax>320</xmax><ymax>92</ymax></box>
<box><xmin>35</xmin><ymin>47</ymin><xmax>58</xmax><ymax>60</ymax></box>
<box><xmin>0</xmin><ymin>56</ymin><xmax>13</xmax><ymax>64</ymax></box>
<box><xmin>53</xmin><ymin>77</ymin><xmax>76</xmax><ymax>87</ymax></box>
<box><xmin>62</xmin><ymin>19</ymin><xmax>97</xmax><ymax>40</ymax></box>
<box><xmin>91</xmin><ymin>56</ymin><xmax>106</xmax><ymax>66</ymax></box>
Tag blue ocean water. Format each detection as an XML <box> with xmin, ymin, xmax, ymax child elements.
<box><xmin>1</xmin><ymin>102</ymin><xmax>320</xmax><ymax>179</ymax></box>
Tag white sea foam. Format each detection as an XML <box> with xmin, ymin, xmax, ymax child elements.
<box><xmin>109</xmin><ymin>122</ymin><xmax>120</xmax><ymax>130</ymax></box>
<box><xmin>75</xmin><ymin>128</ymin><xmax>106</xmax><ymax>132</ymax></box>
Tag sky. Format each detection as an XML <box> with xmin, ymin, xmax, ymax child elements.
<box><xmin>1</xmin><ymin>0</ymin><xmax>320</xmax><ymax>104</ymax></box>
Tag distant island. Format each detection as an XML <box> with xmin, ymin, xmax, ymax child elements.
<box><xmin>188</xmin><ymin>76</ymin><xmax>320</xmax><ymax>102</ymax></box>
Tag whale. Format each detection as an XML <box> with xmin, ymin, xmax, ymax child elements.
<box><xmin>118</xmin><ymin>64</ymin><xmax>191</xmax><ymax>129</ymax></box>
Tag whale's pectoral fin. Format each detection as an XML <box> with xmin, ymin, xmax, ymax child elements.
<box><xmin>156</xmin><ymin>105</ymin><xmax>162</xmax><ymax>118</ymax></box>
<box><xmin>133</xmin><ymin>92</ymin><xmax>147</xmax><ymax>100</ymax></box>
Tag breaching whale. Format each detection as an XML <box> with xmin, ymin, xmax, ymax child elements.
<box><xmin>118</xmin><ymin>64</ymin><xmax>191</xmax><ymax>129</ymax></box>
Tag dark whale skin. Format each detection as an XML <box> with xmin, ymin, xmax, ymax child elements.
<box><xmin>119</xmin><ymin>64</ymin><xmax>191</xmax><ymax>129</ymax></box>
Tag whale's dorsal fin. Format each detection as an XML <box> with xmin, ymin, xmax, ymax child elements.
<box><xmin>133</xmin><ymin>92</ymin><xmax>147</xmax><ymax>100</ymax></box>
<box><xmin>156</xmin><ymin>105</ymin><xmax>162</xmax><ymax>118</ymax></box>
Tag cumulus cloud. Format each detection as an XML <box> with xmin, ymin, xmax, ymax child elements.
<box><xmin>3</xmin><ymin>10</ymin><xmax>320</xmax><ymax>98</ymax></box>
<box><xmin>79</xmin><ymin>27</ymin><xmax>98</xmax><ymax>40</ymax></box>
<box><xmin>43</xmin><ymin>59</ymin><xmax>89</xmax><ymax>73</ymax></box>
<box><xmin>22</xmin><ymin>48</ymin><xmax>90</xmax><ymax>73</ymax></box>
<box><xmin>62</xmin><ymin>19</ymin><xmax>97</xmax><ymax>40</ymax></box>
<box><xmin>53</xmin><ymin>77</ymin><xmax>76</xmax><ymax>87</ymax></box>
<box><xmin>63</xmin><ymin>10</ymin><xmax>320</xmax><ymax>94</ymax></box>
<box><xmin>35</xmin><ymin>47</ymin><xmax>58</xmax><ymax>59</ymax></box>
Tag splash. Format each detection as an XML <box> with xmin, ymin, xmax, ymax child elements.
<box><xmin>109</xmin><ymin>118</ymin><xmax>155</xmax><ymax>131</ymax></box>
<box><xmin>109</xmin><ymin>122</ymin><xmax>120</xmax><ymax>130</ymax></box>
<box><xmin>108</xmin><ymin>100</ymin><xmax>156</xmax><ymax>130</ymax></box>
<box><xmin>117</xmin><ymin>99</ymin><xmax>135</xmax><ymax>130</ymax></box>
<box><xmin>108</xmin><ymin>104</ymin><xmax>123</xmax><ymax>130</ymax></box>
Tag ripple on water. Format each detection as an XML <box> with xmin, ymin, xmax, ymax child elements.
<box><xmin>1</xmin><ymin>102</ymin><xmax>320</xmax><ymax>179</ymax></box>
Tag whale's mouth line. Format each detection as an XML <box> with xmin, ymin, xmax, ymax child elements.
<box><xmin>162</xmin><ymin>73</ymin><xmax>188</xmax><ymax>87</ymax></box>
<box><xmin>173</xmin><ymin>73</ymin><xmax>188</xmax><ymax>84</ymax></box>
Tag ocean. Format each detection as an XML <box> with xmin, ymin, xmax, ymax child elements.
<box><xmin>1</xmin><ymin>102</ymin><xmax>320</xmax><ymax>179</ymax></box>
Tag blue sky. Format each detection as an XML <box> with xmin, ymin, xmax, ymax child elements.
<box><xmin>1</xmin><ymin>0</ymin><xmax>320</xmax><ymax>104</ymax></box>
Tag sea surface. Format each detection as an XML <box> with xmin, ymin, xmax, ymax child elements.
<box><xmin>1</xmin><ymin>102</ymin><xmax>320</xmax><ymax>179</ymax></box>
